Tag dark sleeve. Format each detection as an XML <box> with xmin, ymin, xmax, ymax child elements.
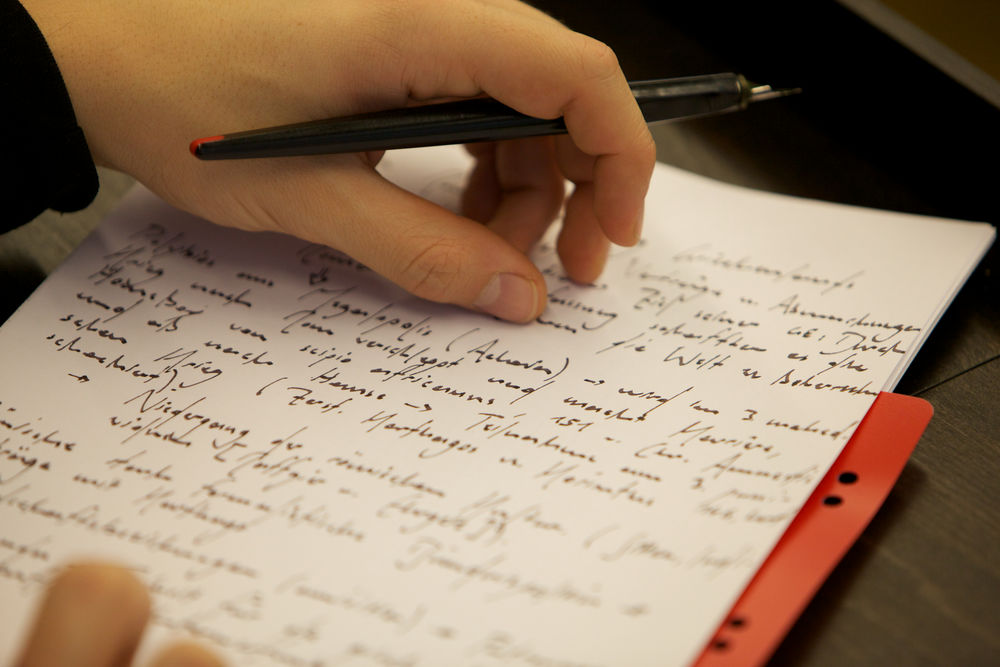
<box><xmin>1</xmin><ymin>0</ymin><xmax>99</xmax><ymax>230</ymax></box>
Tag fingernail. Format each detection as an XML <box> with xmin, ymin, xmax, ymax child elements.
<box><xmin>474</xmin><ymin>273</ymin><xmax>538</xmax><ymax>323</ymax></box>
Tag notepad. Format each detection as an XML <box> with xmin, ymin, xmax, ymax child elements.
<box><xmin>0</xmin><ymin>146</ymin><xmax>992</xmax><ymax>666</ymax></box>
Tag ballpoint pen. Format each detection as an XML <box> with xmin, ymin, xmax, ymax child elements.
<box><xmin>190</xmin><ymin>72</ymin><xmax>798</xmax><ymax>160</ymax></box>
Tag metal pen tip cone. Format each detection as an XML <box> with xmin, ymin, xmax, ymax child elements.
<box><xmin>748</xmin><ymin>84</ymin><xmax>803</xmax><ymax>103</ymax></box>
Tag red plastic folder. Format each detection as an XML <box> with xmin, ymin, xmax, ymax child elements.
<box><xmin>693</xmin><ymin>392</ymin><xmax>933</xmax><ymax>666</ymax></box>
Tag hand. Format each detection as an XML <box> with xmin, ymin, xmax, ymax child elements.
<box><xmin>24</xmin><ymin>0</ymin><xmax>655</xmax><ymax>322</ymax></box>
<box><xmin>16</xmin><ymin>562</ymin><xmax>222</xmax><ymax>667</ymax></box>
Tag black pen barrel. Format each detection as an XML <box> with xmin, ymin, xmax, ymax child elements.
<box><xmin>631</xmin><ymin>73</ymin><xmax>748</xmax><ymax>123</ymax></box>
<box><xmin>195</xmin><ymin>99</ymin><xmax>569</xmax><ymax>159</ymax></box>
<box><xmin>193</xmin><ymin>73</ymin><xmax>750</xmax><ymax>160</ymax></box>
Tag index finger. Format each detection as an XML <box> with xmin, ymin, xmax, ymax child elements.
<box><xmin>392</xmin><ymin>1</ymin><xmax>656</xmax><ymax>245</ymax></box>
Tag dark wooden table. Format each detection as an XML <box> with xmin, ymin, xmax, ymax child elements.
<box><xmin>2</xmin><ymin>2</ymin><xmax>997</xmax><ymax>664</ymax></box>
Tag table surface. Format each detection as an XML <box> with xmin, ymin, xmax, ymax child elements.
<box><xmin>1</xmin><ymin>3</ymin><xmax>997</xmax><ymax>665</ymax></box>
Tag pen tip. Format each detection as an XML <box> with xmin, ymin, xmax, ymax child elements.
<box><xmin>747</xmin><ymin>84</ymin><xmax>802</xmax><ymax>103</ymax></box>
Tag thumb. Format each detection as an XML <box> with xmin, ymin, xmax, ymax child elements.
<box><xmin>248</xmin><ymin>163</ymin><xmax>548</xmax><ymax>323</ymax></box>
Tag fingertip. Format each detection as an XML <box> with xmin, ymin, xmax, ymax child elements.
<box><xmin>557</xmin><ymin>233</ymin><xmax>610</xmax><ymax>285</ymax></box>
<box><xmin>18</xmin><ymin>562</ymin><xmax>151</xmax><ymax>667</ymax></box>
<box><xmin>593</xmin><ymin>203</ymin><xmax>642</xmax><ymax>248</ymax></box>
<box><xmin>558</xmin><ymin>182</ymin><xmax>613</xmax><ymax>282</ymax></box>
<box><xmin>472</xmin><ymin>271</ymin><xmax>545</xmax><ymax>323</ymax></box>
<box><xmin>592</xmin><ymin>153</ymin><xmax>652</xmax><ymax>247</ymax></box>
<box><xmin>623</xmin><ymin>198</ymin><xmax>645</xmax><ymax>246</ymax></box>
<box><xmin>151</xmin><ymin>641</ymin><xmax>226</xmax><ymax>667</ymax></box>
<box><xmin>50</xmin><ymin>562</ymin><xmax>152</xmax><ymax>623</ymax></box>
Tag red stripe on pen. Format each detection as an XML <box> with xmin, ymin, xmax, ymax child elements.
<box><xmin>190</xmin><ymin>135</ymin><xmax>224</xmax><ymax>157</ymax></box>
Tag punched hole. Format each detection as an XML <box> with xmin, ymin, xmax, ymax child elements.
<box><xmin>712</xmin><ymin>640</ymin><xmax>729</xmax><ymax>651</ymax></box>
<box><xmin>823</xmin><ymin>495</ymin><xmax>843</xmax><ymax>506</ymax></box>
<box><xmin>838</xmin><ymin>471</ymin><xmax>859</xmax><ymax>484</ymax></box>
<box><xmin>729</xmin><ymin>617</ymin><xmax>746</xmax><ymax>628</ymax></box>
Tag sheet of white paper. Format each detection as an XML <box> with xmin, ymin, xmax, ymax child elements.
<box><xmin>0</xmin><ymin>147</ymin><xmax>993</xmax><ymax>666</ymax></box>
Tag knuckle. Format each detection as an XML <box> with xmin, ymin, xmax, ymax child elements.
<box><xmin>572</xmin><ymin>36</ymin><xmax>621</xmax><ymax>82</ymax></box>
<box><xmin>398</xmin><ymin>238</ymin><xmax>470</xmax><ymax>302</ymax></box>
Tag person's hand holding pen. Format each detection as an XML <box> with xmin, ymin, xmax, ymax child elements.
<box><xmin>23</xmin><ymin>0</ymin><xmax>656</xmax><ymax>323</ymax></box>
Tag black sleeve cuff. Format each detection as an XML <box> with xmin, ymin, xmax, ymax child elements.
<box><xmin>1</xmin><ymin>0</ymin><xmax>100</xmax><ymax>230</ymax></box>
